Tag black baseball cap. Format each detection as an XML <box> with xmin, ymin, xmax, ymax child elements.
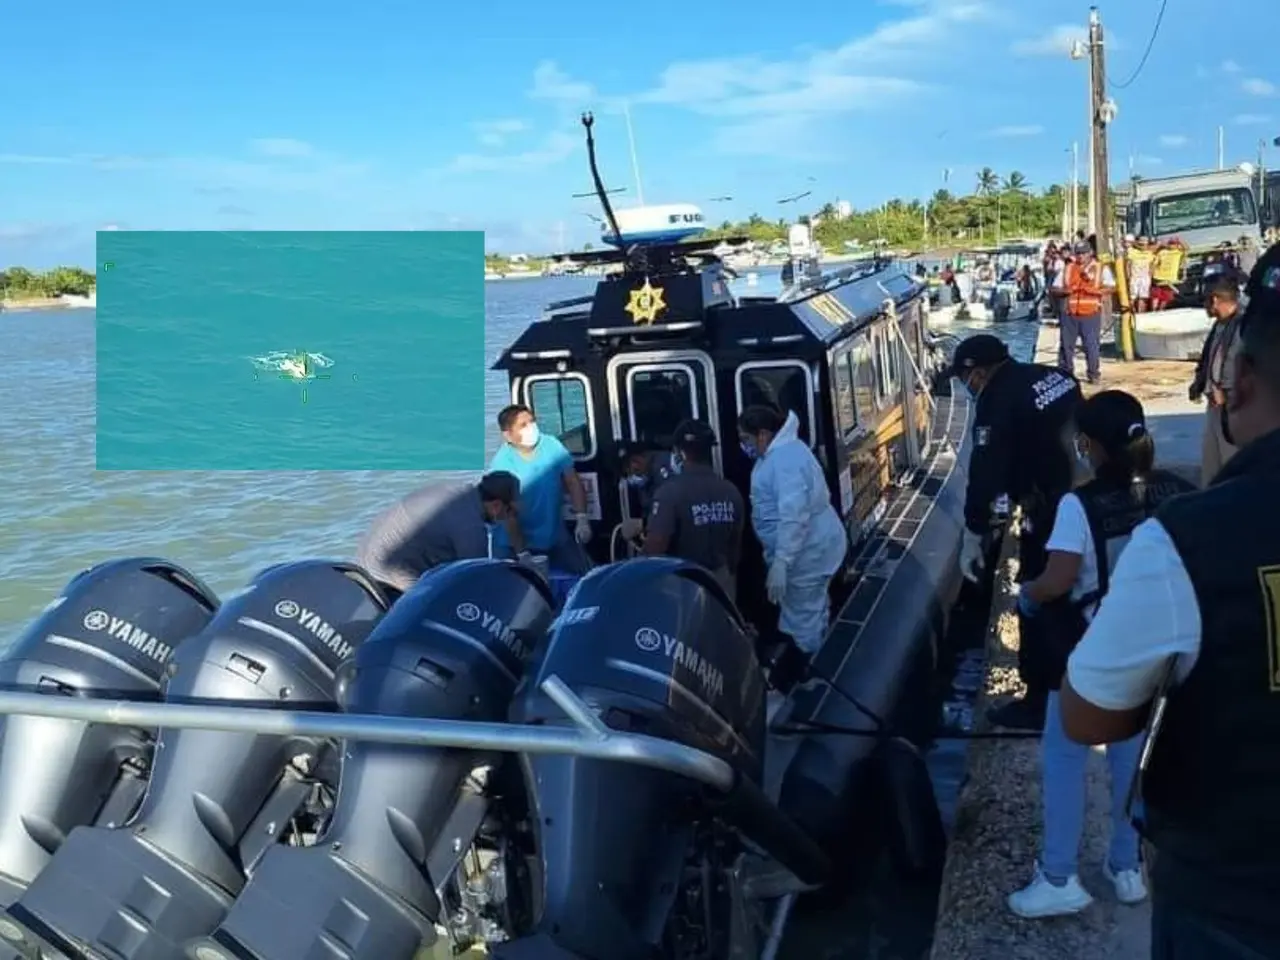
<box><xmin>672</xmin><ymin>418</ymin><xmax>717</xmax><ymax>454</ymax></box>
<box><xmin>943</xmin><ymin>333</ymin><xmax>1010</xmax><ymax>380</ymax></box>
<box><xmin>478</xmin><ymin>470</ymin><xmax>520</xmax><ymax>505</ymax></box>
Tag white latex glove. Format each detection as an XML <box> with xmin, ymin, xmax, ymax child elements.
<box><xmin>766</xmin><ymin>560</ymin><xmax>788</xmax><ymax>604</ymax></box>
<box><xmin>620</xmin><ymin>517</ymin><xmax>644</xmax><ymax>540</ymax></box>
<box><xmin>574</xmin><ymin>514</ymin><xmax>592</xmax><ymax>545</ymax></box>
<box><xmin>960</xmin><ymin>529</ymin><xmax>985</xmax><ymax>583</ymax></box>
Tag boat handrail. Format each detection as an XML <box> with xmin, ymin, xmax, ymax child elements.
<box><xmin>0</xmin><ymin>675</ymin><xmax>735</xmax><ymax>792</ymax></box>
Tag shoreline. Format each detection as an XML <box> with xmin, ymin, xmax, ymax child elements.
<box><xmin>2</xmin><ymin>296</ymin><xmax>96</xmax><ymax>311</ymax></box>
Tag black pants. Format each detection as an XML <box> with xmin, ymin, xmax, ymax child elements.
<box><xmin>1015</xmin><ymin>504</ymin><xmax>1053</xmax><ymax>700</ymax></box>
<box><xmin>1152</xmin><ymin>895</ymin><xmax>1280</xmax><ymax>960</ymax></box>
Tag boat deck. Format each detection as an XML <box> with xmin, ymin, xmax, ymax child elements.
<box><xmin>929</xmin><ymin>323</ymin><xmax>1204</xmax><ymax>959</ymax></box>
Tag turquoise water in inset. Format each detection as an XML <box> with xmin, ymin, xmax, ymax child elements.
<box><xmin>95</xmin><ymin>231</ymin><xmax>486</xmax><ymax>471</ymax></box>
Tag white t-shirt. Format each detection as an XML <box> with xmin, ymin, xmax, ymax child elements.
<box><xmin>1066</xmin><ymin>518</ymin><xmax>1203</xmax><ymax>711</ymax></box>
<box><xmin>1044</xmin><ymin>492</ymin><xmax>1100</xmax><ymax>613</ymax></box>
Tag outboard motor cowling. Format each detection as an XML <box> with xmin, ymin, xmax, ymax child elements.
<box><xmin>198</xmin><ymin>559</ymin><xmax>556</xmax><ymax>960</ymax></box>
<box><xmin>3</xmin><ymin>561</ymin><xmax>387</xmax><ymax>960</ymax></box>
<box><xmin>0</xmin><ymin>558</ymin><xmax>217</xmax><ymax>907</ymax></box>
<box><xmin>500</xmin><ymin>559</ymin><xmax>765</xmax><ymax>960</ymax></box>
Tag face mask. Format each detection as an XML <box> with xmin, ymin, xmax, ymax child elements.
<box><xmin>626</xmin><ymin>474</ymin><xmax>647</xmax><ymax>488</ymax></box>
<box><xmin>740</xmin><ymin>439</ymin><xmax>759</xmax><ymax>461</ymax></box>
<box><xmin>517</xmin><ymin>423</ymin><xmax>540</xmax><ymax>447</ymax></box>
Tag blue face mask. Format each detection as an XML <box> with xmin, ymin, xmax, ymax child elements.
<box><xmin>626</xmin><ymin>474</ymin><xmax>648</xmax><ymax>488</ymax></box>
<box><xmin>740</xmin><ymin>439</ymin><xmax>759</xmax><ymax>461</ymax></box>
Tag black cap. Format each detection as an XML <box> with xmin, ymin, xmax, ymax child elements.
<box><xmin>1241</xmin><ymin>242</ymin><xmax>1280</xmax><ymax>330</ymax></box>
<box><xmin>478</xmin><ymin>470</ymin><xmax>520</xmax><ymax>505</ymax></box>
<box><xmin>1076</xmin><ymin>389</ymin><xmax>1147</xmax><ymax>453</ymax></box>
<box><xmin>672</xmin><ymin>418</ymin><xmax>717</xmax><ymax>454</ymax></box>
<box><xmin>944</xmin><ymin>333</ymin><xmax>1010</xmax><ymax>379</ymax></box>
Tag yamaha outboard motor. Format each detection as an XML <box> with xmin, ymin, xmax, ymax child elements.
<box><xmin>497</xmin><ymin>558</ymin><xmax>766</xmax><ymax>960</ymax></box>
<box><xmin>2</xmin><ymin>560</ymin><xmax>387</xmax><ymax>960</ymax></box>
<box><xmin>195</xmin><ymin>559</ymin><xmax>556</xmax><ymax>960</ymax></box>
<box><xmin>0</xmin><ymin>558</ymin><xmax>217</xmax><ymax>910</ymax></box>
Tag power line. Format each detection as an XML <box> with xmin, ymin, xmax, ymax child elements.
<box><xmin>1109</xmin><ymin>0</ymin><xmax>1169</xmax><ymax>90</ymax></box>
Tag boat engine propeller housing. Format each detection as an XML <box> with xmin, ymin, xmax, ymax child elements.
<box><xmin>1</xmin><ymin>560</ymin><xmax>387</xmax><ymax>960</ymax></box>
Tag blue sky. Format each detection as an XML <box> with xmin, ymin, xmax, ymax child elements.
<box><xmin>3</xmin><ymin>0</ymin><xmax>1277</xmax><ymax>267</ymax></box>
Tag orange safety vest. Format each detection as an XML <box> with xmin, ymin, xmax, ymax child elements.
<box><xmin>1065</xmin><ymin>260</ymin><xmax>1107</xmax><ymax>317</ymax></box>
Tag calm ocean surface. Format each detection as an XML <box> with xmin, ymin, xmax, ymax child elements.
<box><xmin>0</xmin><ymin>268</ymin><xmax>1031</xmax><ymax>642</ymax></box>
<box><xmin>96</xmin><ymin>231</ymin><xmax>486</xmax><ymax>471</ymax></box>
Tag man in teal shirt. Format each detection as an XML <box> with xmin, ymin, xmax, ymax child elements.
<box><xmin>490</xmin><ymin>403</ymin><xmax>593</xmax><ymax>575</ymax></box>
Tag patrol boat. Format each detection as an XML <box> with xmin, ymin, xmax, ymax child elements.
<box><xmin>493</xmin><ymin>112</ymin><xmax>975</xmax><ymax>868</ymax></box>
<box><xmin>0</xmin><ymin>115</ymin><xmax>976</xmax><ymax>960</ymax></box>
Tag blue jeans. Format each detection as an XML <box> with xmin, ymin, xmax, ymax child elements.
<box><xmin>1058</xmin><ymin>312</ymin><xmax>1102</xmax><ymax>380</ymax></box>
<box><xmin>1041</xmin><ymin>692</ymin><xmax>1144</xmax><ymax>881</ymax></box>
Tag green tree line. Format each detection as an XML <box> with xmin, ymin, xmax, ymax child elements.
<box><xmin>700</xmin><ymin>169</ymin><xmax>1099</xmax><ymax>250</ymax></box>
<box><xmin>0</xmin><ymin>266</ymin><xmax>97</xmax><ymax>299</ymax></box>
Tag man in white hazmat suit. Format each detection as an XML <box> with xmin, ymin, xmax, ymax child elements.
<box><xmin>737</xmin><ymin>405</ymin><xmax>848</xmax><ymax>658</ymax></box>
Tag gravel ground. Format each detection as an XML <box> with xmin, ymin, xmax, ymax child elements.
<box><xmin>928</xmin><ymin>531</ymin><xmax>1152</xmax><ymax>960</ymax></box>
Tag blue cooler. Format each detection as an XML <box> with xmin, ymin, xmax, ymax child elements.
<box><xmin>549</xmin><ymin>571</ymin><xmax>581</xmax><ymax>609</ymax></box>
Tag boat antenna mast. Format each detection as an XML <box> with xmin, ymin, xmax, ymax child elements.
<box><xmin>581</xmin><ymin>113</ymin><xmax>626</xmax><ymax>252</ymax></box>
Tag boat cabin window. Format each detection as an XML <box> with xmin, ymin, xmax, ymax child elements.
<box><xmin>626</xmin><ymin>365</ymin><xmax>698</xmax><ymax>447</ymax></box>
<box><xmin>874</xmin><ymin>330</ymin><xmax>901</xmax><ymax>405</ymax></box>
<box><xmin>524</xmin><ymin>374</ymin><xmax>596</xmax><ymax>459</ymax></box>
<box><xmin>832</xmin><ymin>351</ymin><xmax>858</xmax><ymax>438</ymax></box>
<box><xmin>735</xmin><ymin>361</ymin><xmax>813</xmax><ymax>446</ymax></box>
<box><xmin>850</xmin><ymin>335</ymin><xmax>877</xmax><ymax>424</ymax></box>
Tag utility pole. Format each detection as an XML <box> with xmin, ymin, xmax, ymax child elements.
<box><xmin>1071</xmin><ymin>141</ymin><xmax>1080</xmax><ymax>235</ymax></box>
<box><xmin>1218</xmin><ymin>126</ymin><xmax>1226</xmax><ymax>170</ymax></box>
<box><xmin>1089</xmin><ymin>7</ymin><xmax>1110</xmax><ymax>253</ymax></box>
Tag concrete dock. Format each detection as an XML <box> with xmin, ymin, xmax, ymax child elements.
<box><xmin>929</xmin><ymin>321</ymin><xmax>1206</xmax><ymax>960</ymax></box>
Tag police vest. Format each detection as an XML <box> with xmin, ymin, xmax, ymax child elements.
<box><xmin>1141</xmin><ymin>428</ymin><xmax>1280</xmax><ymax>927</ymax></box>
<box><xmin>1036</xmin><ymin>469</ymin><xmax>1195</xmax><ymax>691</ymax></box>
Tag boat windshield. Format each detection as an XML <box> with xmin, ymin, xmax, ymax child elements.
<box><xmin>1152</xmin><ymin>187</ymin><xmax>1257</xmax><ymax>235</ymax></box>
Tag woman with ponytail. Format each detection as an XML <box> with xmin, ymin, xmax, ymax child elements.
<box><xmin>1007</xmin><ymin>390</ymin><xmax>1195</xmax><ymax>919</ymax></box>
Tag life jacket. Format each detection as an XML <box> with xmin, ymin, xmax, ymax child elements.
<box><xmin>1065</xmin><ymin>260</ymin><xmax>1106</xmax><ymax>317</ymax></box>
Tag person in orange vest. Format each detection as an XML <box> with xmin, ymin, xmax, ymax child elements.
<box><xmin>1059</xmin><ymin>236</ymin><xmax>1116</xmax><ymax>385</ymax></box>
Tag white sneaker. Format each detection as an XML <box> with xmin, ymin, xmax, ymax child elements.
<box><xmin>1104</xmin><ymin>863</ymin><xmax>1148</xmax><ymax>905</ymax></box>
<box><xmin>1007</xmin><ymin>866</ymin><xmax>1094</xmax><ymax>918</ymax></box>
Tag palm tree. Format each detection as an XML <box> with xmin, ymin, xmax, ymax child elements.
<box><xmin>1003</xmin><ymin>171</ymin><xmax>1029</xmax><ymax>194</ymax></box>
<box><xmin>976</xmin><ymin>167</ymin><xmax>999</xmax><ymax>197</ymax></box>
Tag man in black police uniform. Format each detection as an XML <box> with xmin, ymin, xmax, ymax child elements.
<box><xmin>1061</xmin><ymin>244</ymin><xmax>1280</xmax><ymax>958</ymax></box>
<box><xmin>947</xmin><ymin>333</ymin><xmax>1082</xmax><ymax>731</ymax></box>
<box><xmin>617</xmin><ymin>441</ymin><xmax>676</xmax><ymax>541</ymax></box>
<box><xmin>642</xmin><ymin>419</ymin><xmax>745</xmax><ymax>600</ymax></box>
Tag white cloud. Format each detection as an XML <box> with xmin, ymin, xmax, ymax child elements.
<box><xmin>525</xmin><ymin>0</ymin><xmax>992</xmax><ymax>158</ymax></box>
<box><xmin>471</xmin><ymin>118</ymin><xmax>530</xmax><ymax>147</ymax></box>
<box><xmin>529</xmin><ymin>62</ymin><xmax>596</xmax><ymax>105</ymax></box>
<box><xmin>1234</xmin><ymin>113</ymin><xmax>1273</xmax><ymax>125</ymax></box>
<box><xmin>1011</xmin><ymin>24</ymin><xmax>1086</xmax><ymax>57</ymax></box>
<box><xmin>249</xmin><ymin>138</ymin><xmax>314</xmax><ymax>158</ymax></box>
<box><xmin>1242</xmin><ymin>78</ymin><xmax>1276</xmax><ymax>97</ymax></box>
<box><xmin>446</xmin><ymin>130</ymin><xmax>578</xmax><ymax>173</ymax></box>
<box><xmin>1136</xmin><ymin>155</ymin><xmax>1163</xmax><ymax>166</ymax></box>
<box><xmin>1158</xmin><ymin>134</ymin><xmax>1188</xmax><ymax>148</ymax></box>
<box><xmin>1222</xmin><ymin>59</ymin><xmax>1242</xmax><ymax>74</ymax></box>
<box><xmin>990</xmin><ymin>124</ymin><xmax>1044</xmax><ymax>138</ymax></box>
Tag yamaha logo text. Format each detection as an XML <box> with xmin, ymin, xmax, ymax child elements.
<box><xmin>82</xmin><ymin>609</ymin><xmax>173</xmax><ymax>664</ymax></box>
<box><xmin>273</xmin><ymin>599</ymin><xmax>353</xmax><ymax>660</ymax></box>
<box><xmin>633</xmin><ymin>627</ymin><xmax>725</xmax><ymax>700</ymax></box>
<box><xmin>456</xmin><ymin>603</ymin><xmax>529</xmax><ymax>660</ymax></box>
